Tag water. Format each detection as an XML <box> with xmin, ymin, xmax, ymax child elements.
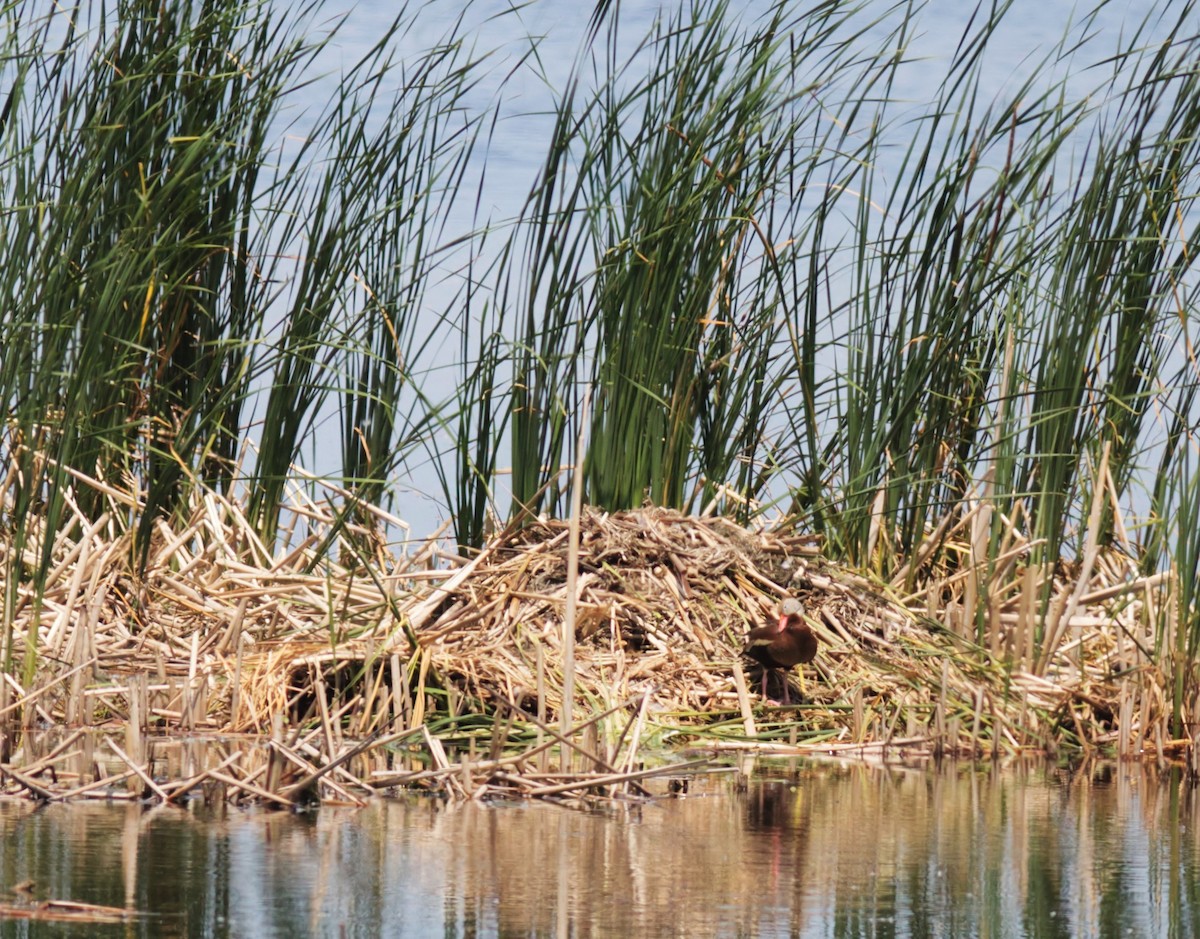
<box><xmin>1</xmin><ymin>760</ymin><xmax>1197</xmax><ymax>937</ymax></box>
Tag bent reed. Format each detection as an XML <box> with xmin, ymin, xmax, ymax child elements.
<box><xmin>3</xmin><ymin>0</ymin><xmax>1200</xmax><ymax>803</ymax></box>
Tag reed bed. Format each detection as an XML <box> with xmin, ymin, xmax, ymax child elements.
<box><xmin>0</xmin><ymin>464</ymin><xmax>1183</xmax><ymax>805</ymax></box>
<box><xmin>4</xmin><ymin>0</ymin><xmax>1200</xmax><ymax>804</ymax></box>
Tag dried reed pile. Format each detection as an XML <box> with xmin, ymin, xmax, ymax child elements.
<box><xmin>0</xmin><ymin>468</ymin><xmax>1183</xmax><ymax>805</ymax></box>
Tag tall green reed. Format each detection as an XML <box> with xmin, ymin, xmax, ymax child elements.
<box><xmin>0</xmin><ymin>0</ymin><xmax>486</xmax><ymax>673</ymax></box>
<box><xmin>247</xmin><ymin>12</ymin><xmax>484</xmax><ymax>543</ymax></box>
<box><xmin>801</xmin><ymin>1</ymin><xmax>1200</xmax><ymax>601</ymax></box>
<box><xmin>487</xmin><ymin>0</ymin><xmax>899</xmax><ymax>527</ymax></box>
<box><xmin>0</xmin><ymin>0</ymin><xmax>317</xmax><ymax>674</ymax></box>
<box><xmin>470</xmin><ymin>0</ymin><xmax>1200</xmax><ymax>684</ymax></box>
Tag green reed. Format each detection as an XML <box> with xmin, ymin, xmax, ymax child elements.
<box><xmin>0</xmin><ymin>0</ymin><xmax>485</xmax><ymax>673</ymax></box>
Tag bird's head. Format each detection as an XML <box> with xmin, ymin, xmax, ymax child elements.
<box><xmin>777</xmin><ymin>597</ymin><xmax>804</xmax><ymax>629</ymax></box>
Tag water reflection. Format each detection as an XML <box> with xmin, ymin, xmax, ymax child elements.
<box><xmin>0</xmin><ymin>761</ymin><xmax>1197</xmax><ymax>937</ymax></box>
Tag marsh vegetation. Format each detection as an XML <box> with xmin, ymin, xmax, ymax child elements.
<box><xmin>2</xmin><ymin>0</ymin><xmax>1200</xmax><ymax>801</ymax></box>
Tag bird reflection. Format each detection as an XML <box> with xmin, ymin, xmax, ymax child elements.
<box><xmin>745</xmin><ymin>779</ymin><xmax>804</xmax><ymax>832</ymax></box>
<box><xmin>742</xmin><ymin>778</ymin><xmax>814</xmax><ymax>931</ymax></box>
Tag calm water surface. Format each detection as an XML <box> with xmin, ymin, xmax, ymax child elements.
<box><xmin>1</xmin><ymin>760</ymin><xmax>1197</xmax><ymax>938</ymax></box>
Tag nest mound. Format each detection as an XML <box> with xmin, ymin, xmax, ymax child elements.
<box><xmin>382</xmin><ymin>506</ymin><xmax>1052</xmax><ymax>753</ymax></box>
<box><xmin>0</xmin><ymin>471</ymin><xmax>1154</xmax><ymax>761</ymax></box>
<box><xmin>411</xmin><ymin>506</ymin><xmax>829</xmax><ymax>715</ymax></box>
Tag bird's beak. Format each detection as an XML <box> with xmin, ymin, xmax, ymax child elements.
<box><xmin>778</xmin><ymin>614</ymin><xmax>789</xmax><ymax>629</ymax></box>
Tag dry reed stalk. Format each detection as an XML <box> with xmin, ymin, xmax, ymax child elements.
<box><xmin>15</xmin><ymin>729</ymin><xmax>86</xmax><ymax>776</ymax></box>
<box><xmin>560</xmin><ymin>390</ymin><xmax>590</xmax><ymax>763</ymax></box>
<box><xmin>209</xmin><ymin>769</ymin><xmax>294</xmax><ymax>807</ymax></box>
<box><xmin>618</xmin><ymin>691</ymin><xmax>651</xmax><ymax>779</ymax></box>
<box><xmin>103</xmin><ymin>736</ymin><xmax>169</xmax><ymax>801</ymax></box>
<box><xmin>55</xmin><ymin>769</ymin><xmax>139</xmax><ymax>800</ymax></box>
<box><xmin>312</xmin><ymin>664</ymin><xmax>336</xmax><ymax>758</ymax></box>
<box><xmin>0</xmin><ymin>458</ymin><xmax>1189</xmax><ymax>805</ymax></box>
<box><xmin>1038</xmin><ymin>444</ymin><xmax>1111</xmax><ymax>675</ymax></box>
<box><xmin>163</xmin><ymin>751</ymin><xmax>245</xmax><ymax>802</ymax></box>
<box><xmin>0</xmin><ymin>764</ymin><xmax>57</xmax><ymax>801</ymax></box>
<box><xmin>272</xmin><ymin>741</ymin><xmax>366</xmax><ymax>806</ymax></box>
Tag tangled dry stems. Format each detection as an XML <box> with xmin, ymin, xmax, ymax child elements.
<box><xmin>0</xmin><ymin>469</ymin><xmax>1186</xmax><ymax>803</ymax></box>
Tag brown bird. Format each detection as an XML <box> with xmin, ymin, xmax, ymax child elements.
<box><xmin>744</xmin><ymin>598</ymin><xmax>818</xmax><ymax>704</ymax></box>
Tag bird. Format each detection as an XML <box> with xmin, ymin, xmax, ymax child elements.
<box><xmin>744</xmin><ymin>597</ymin><xmax>818</xmax><ymax>704</ymax></box>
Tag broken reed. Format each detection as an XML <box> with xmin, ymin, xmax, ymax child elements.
<box><xmin>3</xmin><ymin>0</ymin><xmax>1200</xmax><ymax>755</ymax></box>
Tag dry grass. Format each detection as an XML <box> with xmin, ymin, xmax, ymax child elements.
<box><xmin>0</xmin><ymin>465</ymin><xmax>1185</xmax><ymax>804</ymax></box>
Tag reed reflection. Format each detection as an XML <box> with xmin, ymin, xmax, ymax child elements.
<box><xmin>0</xmin><ymin>762</ymin><xmax>1198</xmax><ymax>937</ymax></box>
